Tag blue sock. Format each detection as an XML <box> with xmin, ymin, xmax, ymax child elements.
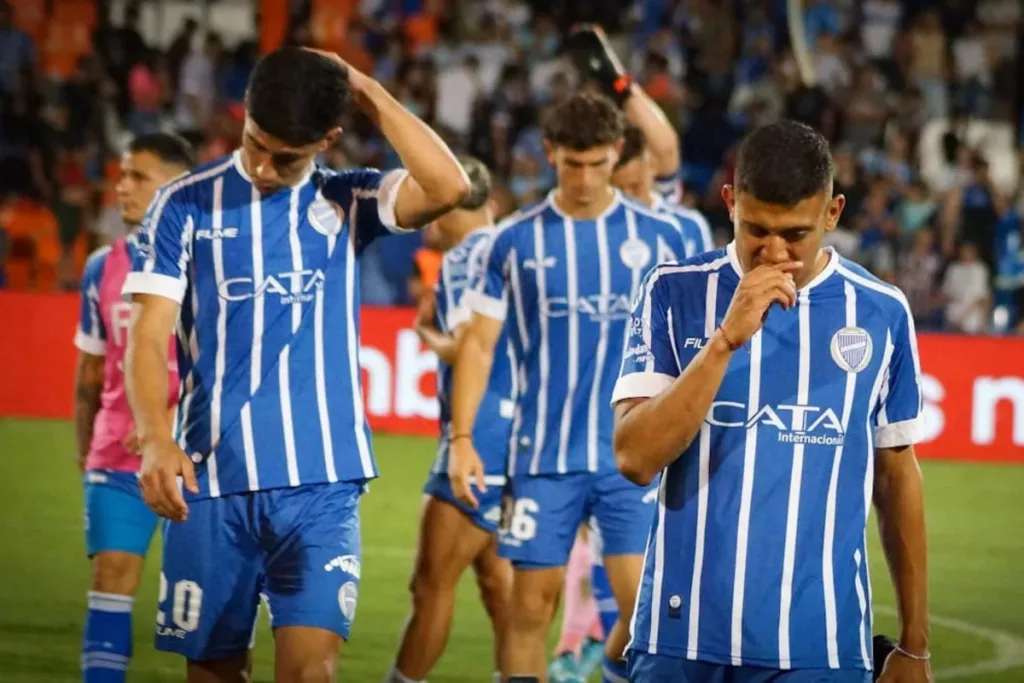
<box><xmin>590</xmin><ymin>561</ymin><xmax>619</xmax><ymax>639</ymax></box>
<box><xmin>602</xmin><ymin>655</ymin><xmax>629</xmax><ymax>683</ymax></box>
<box><xmin>82</xmin><ymin>591</ymin><xmax>133</xmax><ymax>683</ymax></box>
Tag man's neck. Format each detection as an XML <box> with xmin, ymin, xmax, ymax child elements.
<box><xmin>553</xmin><ymin>187</ymin><xmax>617</xmax><ymax>220</ymax></box>
<box><xmin>447</xmin><ymin>210</ymin><xmax>492</xmax><ymax>247</ymax></box>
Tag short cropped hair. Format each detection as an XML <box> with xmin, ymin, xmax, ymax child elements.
<box><xmin>247</xmin><ymin>47</ymin><xmax>350</xmax><ymax>147</ymax></box>
<box><xmin>128</xmin><ymin>132</ymin><xmax>196</xmax><ymax>169</ymax></box>
<box><xmin>542</xmin><ymin>91</ymin><xmax>625</xmax><ymax>151</ymax></box>
<box><xmin>615</xmin><ymin>125</ymin><xmax>647</xmax><ymax>169</ymax></box>
<box><xmin>457</xmin><ymin>156</ymin><xmax>492</xmax><ymax>210</ymax></box>
<box><xmin>734</xmin><ymin>120</ymin><xmax>834</xmax><ymax>206</ymax></box>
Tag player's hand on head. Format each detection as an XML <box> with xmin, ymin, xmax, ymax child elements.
<box><xmin>449</xmin><ymin>438</ymin><xmax>486</xmax><ymax>509</ymax></box>
<box><xmin>720</xmin><ymin>262</ymin><xmax>801</xmax><ymax>347</ymax></box>
<box><xmin>138</xmin><ymin>438</ymin><xmax>198</xmax><ymax>522</ymax></box>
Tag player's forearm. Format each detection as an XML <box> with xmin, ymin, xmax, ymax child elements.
<box><xmin>124</xmin><ymin>334</ymin><xmax>174</xmax><ymax>448</ymax></box>
<box><xmin>353</xmin><ymin>77</ymin><xmax>468</xmax><ymax>208</ymax></box>
<box><xmin>72</xmin><ymin>355</ymin><xmax>104</xmax><ymax>464</ymax></box>
<box><xmin>874</xmin><ymin>450</ymin><xmax>930</xmax><ymax>653</ymax></box>
<box><xmin>623</xmin><ymin>84</ymin><xmax>680</xmax><ymax>177</ymax></box>
<box><xmin>450</xmin><ymin>330</ymin><xmax>494</xmax><ymax>437</ymax></box>
<box><xmin>615</xmin><ymin>332</ymin><xmax>734</xmax><ymax>485</ymax></box>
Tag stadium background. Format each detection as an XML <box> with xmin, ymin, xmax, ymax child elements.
<box><xmin>0</xmin><ymin>0</ymin><xmax>1022</xmax><ymax>681</ymax></box>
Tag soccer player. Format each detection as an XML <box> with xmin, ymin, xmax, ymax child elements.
<box><xmin>75</xmin><ymin>133</ymin><xmax>196</xmax><ymax>683</ymax></box>
<box><xmin>122</xmin><ymin>47</ymin><xmax>469</xmax><ymax>683</ymax></box>
<box><xmin>450</xmin><ymin>91</ymin><xmax>688</xmax><ymax>683</ymax></box>
<box><xmin>612</xmin><ymin>120</ymin><xmax>931</xmax><ymax>683</ymax></box>
<box><xmin>388</xmin><ymin>157</ymin><xmax>513</xmax><ymax>683</ymax></box>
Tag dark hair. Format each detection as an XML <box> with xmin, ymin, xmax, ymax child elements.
<box><xmin>615</xmin><ymin>125</ymin><xmax>647</xmax><ymax>169</ymax></box>
<box><xmin>128</xmin><ymin>132</ymin><xmax>197</xmax><ymax>169</ymax></box>
<box><xmin>734</xmin><ymin>120</ymin><xmax>834</xmax><ymax>206</ymax></box>
<box><xmin>247</xmin><ymin>47</ymin><xmax>350</xmax><ymax>147</ymax></box>
<box><xmin>542</xmin><ymin>91</ymin><xmax>625</xmax><ymax>151</ymax></box>
<box><xmin>457</xmin><ymin>156</ymin><xmax>492</xmax><ymax>210</ymax></box>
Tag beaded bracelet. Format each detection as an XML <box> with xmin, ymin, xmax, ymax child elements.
<box><xmin>893</xmin><ymin>645</ymin><xmax>931</xmax><ymax>661</ymax></box>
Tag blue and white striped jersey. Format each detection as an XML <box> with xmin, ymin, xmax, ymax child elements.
<box><xmin>432</xmin><ymin>226</ymin><xmax>515</xmax><ymax>480</ymax></box>
<box><xmin>651</xmin><ymin>193</ymin><xmax>714</xmax><ymax>259</ymax></box>
<box><xmin>613</xmin><ymin>243</ymin><xmax>925</xmax><ymax>671</ymax></box>
<box><xmin>653</xmin><ymin>170</ymin><xmax>682</xmax><ymax>205</ymax></box>
<box><xmin>466</xmin><ymin>191</ymin><xmax>688</xmax><ymax>476</ymax></box>
<box><xmin>123</xmin><ymin>151</ymin><xmax>411</xmax><ymax>500</ymax></box>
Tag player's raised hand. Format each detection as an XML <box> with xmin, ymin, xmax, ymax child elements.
<box><xmin>720</xmin><ymin>262</ymin><xmax>802</xmax><ymax>347</ymax></box>
<box><xmin>138</xmin><ymin>437</ymin><xmax>198</xmax><ymax>522</ymax></box>
<box><xmin>449</xmin><ymin>437</ymin><xmax>486</xmax><ymax>509</ymax></box>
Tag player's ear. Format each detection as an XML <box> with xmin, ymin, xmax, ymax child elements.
<box><xmin>722</xmin><ymin>184</ymin><xmax>736</xmax><ymax>220</ymax></box>
<box><xmin>826</xmin><ymin>193</ymin><xmax>846</xmax><ymax>231</ymax></box>
<box><xmin>322</xmin><ymin>127</ymin><xmax>343</xmax><ymax>150</ymax></box>
<box><xmin>543</xmin><ymin>139</ymin><xmax>556</xmax><ymax>166</ymax></box>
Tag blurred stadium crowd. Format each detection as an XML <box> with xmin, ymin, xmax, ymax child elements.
<box><xmin>1</xmin><ymin>0</ymin><xmax>1022</xmax><ymax>334</ymax></box>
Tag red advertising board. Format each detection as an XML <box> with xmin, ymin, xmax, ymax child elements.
<box><xmin>0</xmin><ymin>292</ymin><xmax>1021</xmax><ymax>463</ymax></box>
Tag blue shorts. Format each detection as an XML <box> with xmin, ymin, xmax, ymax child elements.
<box><xmin>84</xmin><ymin>470</ymin><xmax>159</xmax><ymax>558</ymax></box>
<box><xmin>498</xmin><ymin>470</ymin><xmax>657</xmax><ymax>568</ymax></box>
<box><xmin>628</xmin><ymin>652</ymin><xmax>872</xmax><ymax>683</ymax></box>
<box><xmin>423</xmin><ymin>472</ymin><xmax>504</xmax><ymax>533</ymax></box>
<box><xmin>156</xmin><ymin>481</ymin><xmax>364</xmax><ymax>661</ymax></box>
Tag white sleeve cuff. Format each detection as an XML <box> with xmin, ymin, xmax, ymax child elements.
<box><xmin>874</xmin><ymin>417</ymin><xmax>925</xmax><ymax>449</ymax></box>
<box><xmin>463</xmin><ymin>289</ymin><xmax>507</xmax><ymax>321</ymax></box>
<box><xmin>74</xmin><ymin>329</ymin><xmax>106</xmax><ymax>355</ymax></box>
<box><xmin>446</xmin><ymin>305</ymin><xmax>471</xmax><ymax>330</ymax></box>
<box><xmin>611</xmin><ymin>372</ymin><xmax>676</xmax><ymax>405</ymax></box>
<box><xmin>378</xmin><ymin>169</ymin><xmax>413</xmax><ymax>234</ymax></box>
<box><xmin>122</xmin><ymin>272</ymin><xmax>187</xmax><ymax>304</ymax></box>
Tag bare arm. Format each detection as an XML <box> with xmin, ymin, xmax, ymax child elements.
<box><xmin>614</xmin><ymin>330</ymin><xmax>734</xmax><ymax>485</ymax></box>
<box><xmin>874</xmin><ymin>445</ymin><xmax>930</xmax><ymax>656</ymax></box>
<box><xmin>450</xmin><ymin>313</ymin><xmax>504</xmax><ymax>437</ymax></box>
<box><xmin>125</xmin><ymin>294</ymin><xmax>179</xmax><ymax>449</ymax></box>
<box><xmin>72</xmin><ymin>352</ymin><xmax>105</xmax><ymax>469</ymax></box>
<box><xmin>350</xmin><ymin>74</ymin><xmax>470</xmax><ymax>228</ymax></box>
<box><xmin>416</xmin><ymin>322</ymin><xmax>466</xmax><ymax>366</ymax></box>
<box><xmin>624</xmin><ymin>84</ymin><xmax>680</xmax><ymax>178</ymax></box>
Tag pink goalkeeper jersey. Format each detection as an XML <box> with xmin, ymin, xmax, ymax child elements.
<box><xmin>74</xmin><ymin>237</ymin><xmax>180</xmax><ymax>472</ymax></box>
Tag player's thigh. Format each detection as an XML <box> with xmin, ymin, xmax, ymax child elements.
<box><xmin>510</xmin><ymin>563</ymin><xmax>566</xmax><ymax>626</ymax></box>
<box><xmin>497</xmin><ymin>473</ymin><xmax>589</xmax><ymax>569</ymax></box>
<box><xmin>157</xmin><ymin>495</ymin><xmax>262</xmax><ymax>662</ymax></box>
<box><xmin>84</xmin><ymin>470</ymin><xmax>159</xmax><ymax>561</ymax></box>
<box><xmin>260</xmin><ymin>482</ymin><xmax>364</xmax><ymax>643</ymax></box>
<box><xmin>628</xmin><ymin>652</ymin><xmax>726</xmax><ymax>683</ymax></box>
<box><xmin>589</xmin><ymin>469</ymin><xmax>659</xmax><ymax>559</ymax></box>
<box><xmin>413</xmin><ymin>485</ymin><xmax>496</xmax><ymax>592</ymax></box>
<box><xmin>734</xmin><ymin>666</ymin><xmax>872</xmax><ymax>683</ymax></box>
<box><xmin>423</xmin><ymin>470</ymin><xmax>503</xmax><ymax>534</ymax></box>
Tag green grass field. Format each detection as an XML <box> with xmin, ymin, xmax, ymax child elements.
<box><xmin>1</xmin><ymin>418</ymin><xmax>1023</xmax><ymax>682</ymax></box>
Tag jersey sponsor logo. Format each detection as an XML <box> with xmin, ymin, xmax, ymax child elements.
<box><xmin>540</xmin><ymin>293</ymin><xmax>632</xmax><ymax>321</ymax></box>
<box><xmin>323</xmin><ymin>554</ymin><xmax>361</xmax><ymax>579</ymax></box>
<box><xmin>523</xmin><ymin>256</ymin><xmax>557</xmax><ymax>270</ymax></box>
<box><xmin>195</xmin><ymin>227</ymin><xmax>239</xmax><ymax>240</ymax></box>
<box><xmin>619</xmin><ymin>237</ymin><xmax>652</xmax><ymax>270</ymax></box>
<box><xmin>308</xmin><ymin>192</ymin><xmax>344</xmax><ymax>237</ymax></box>
<box><xmin>683</xmin><ymin>337</ymin><xmax>707</xmax><ymax>349</ymax></box>
<box><xmin>625</xmin><ymin>341</ymin><xmax>653</xmax><ymax>365</ymax></box>
<box><xmin>338</xmin><ymin>581</ymin><xmax>358</xmax><ymax>621</ymax></box>
<box><xmin>831</xmin><ymin>326</ymin><xmax>873</xmax><ymax>373</ymax></box>
<box><xmin>706</xmin><ymin>401</ymin><xmax>845</xmax><ymax>446</ymax></box>
<box><xmin>218</xmin><ymin>269</ymin><xmax>326</xmax><ymax>304</ymax></box>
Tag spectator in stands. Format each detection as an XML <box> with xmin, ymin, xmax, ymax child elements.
<box><xmin>0</xmin><ymin>1</ymin><xmax>35</xmax><ymax>96</ymax></box>
<box><xmin>943</xmin><ymin>241</ymin><xmax>992</xmax><ymax>333</ymax></box>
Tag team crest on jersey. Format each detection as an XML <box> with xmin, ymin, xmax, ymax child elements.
<box><xmin>830</xmin><ymin>326</ymin><xmax>873</xmax><ymax>373</ymax></box>
<box><xmin>338</xmin><ymin>581</ymin><xmax>358</xmax><ymax>621</ymax></box>
<box><xmin>619</xmin><ymin>237</ymin><xmax>651</xmax><ymax>270</ymax></box>
<box><xmin>308</xmin><ymin>191</ymin><xmax>344</xmax><ymax>237</ymax></box>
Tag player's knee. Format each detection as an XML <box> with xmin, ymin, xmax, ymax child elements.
<box><xmin>409</xmin><ymin>563</ymin><xmax>456</xmax><ymax>607</ymax></box>
<box><xmin>510</xmin><ymin>581</ymin><xmax>559</xmax><ymax>633</ymax></box>
<box><xmin>475</xmin><ymin>567</ymin><xmax>510</xmax><ymax>615</ymax></box>
<box><xmin>278</xmin><ymin>658</ymin><xmax>337</xmax><ymax>683</ymax></box>
<box><xmin>91</xmin><ymin>552</ymin><xmax>142</xmax><ymax>595</ymax></box>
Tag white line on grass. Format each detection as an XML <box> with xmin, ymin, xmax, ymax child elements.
<box><xmin>873</xmin><ymin>607</ymin><xmax>1024</xmax><ymax>680</ymax></box>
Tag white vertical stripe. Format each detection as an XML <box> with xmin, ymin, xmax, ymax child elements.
<box><xmin>314</xmin><ymin>286</ymin><xmax>337</xmax><ymax>482</ymax></box>
<box><xmin>279</xmin><ymin>346</ymin><xmax>300</xmax><ymax>485</ymax></box>
<box><xmin>823</xmin><ymin>282</ymin><xmax>859</xmax><ymax>668</ymax></box>
<box><xmin>176</xmin><ymin>216</ymin><xmax>194</xmax><ymax>280</ymax></box>
<box><xmin>704</xmin><ymin>272</ymin><xmax>719</xmax><ymax>338</ymax></box>
<box><xmin>639</xmin><ymin>270</ymin><xmax>661</xmax><ymax>374</ymax></box>
<box><xmin>557</xmin><ymin>218</ymin><xmax>579</xmax><ymax>475</ymax></box>
<box><xmin>507</xmin><ymin>250</ymin><xmax>528</xmax><ymax>477</ymax></box>
<box><xmin>529</xmin><ymin>216</ymin><xmax>549</xmax><ymax>475</ymax></box>
<box><xmin>178</xmin><ymin>280</ymin><xmax>199</xmax><ymax>452</ymax></box>
<box><xmin>666</xmin><ymin>308</ymin><xmax>682</xmax><ymax>373</ymax></box>
<box><xmin>621</xmin><ymin>209</ymin><xmax>642</xmax><ymax>366</ymax></box>
<box><xmin>647</xmin><ymin>469</ymin><xmax>668</xmax><ymax>654</ymax></box>
<box><xmin>853</xmin><ymin>549</ymin><xmax>871</xmax><ymax>667</ymax></box>
<box><xmin>207</xmin><ymin>177</ymin><xmax>226</xmax><ymax>497</ymax></box>
<box><xmin>288</xmin><ymin>187</ymin><xmax>303</xmax><ymax>332</ymax></box>
<box><xmin>345</xmin><ymin>216</ymin><xmax>374</xmax><ymax>478</ymax></box>
<box><xmin>687</xmin><ymin>422</ymin><xmax>712</xmax><ymax>658</ymax></box>
<box><xmin>730</xmin><ymin>329</ymin><xmax>762</xmax><ymax>664</ymax></box>
<box><xmin>240</xmin><ymin>405</ymin><xmax>258</xmax><ymax>489</ymax></box>
<box><xmin>508</xmin><ymin>250</ymin><xmax>530</xmax><ymax>352</ymax></box>
<box><xmin>249</xmin><ymin>187</ymin><xmax>264</xmax><ymax>394</ymax></box>
<box><xmin>778</xmin><ymin>290</ymin><xmax>812</xmax><ymax>669</ymax></box>
<box><xmin>586</xmin><ymin>217</ymin><xmax>610</xmax><ymax>473</ymax></box>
